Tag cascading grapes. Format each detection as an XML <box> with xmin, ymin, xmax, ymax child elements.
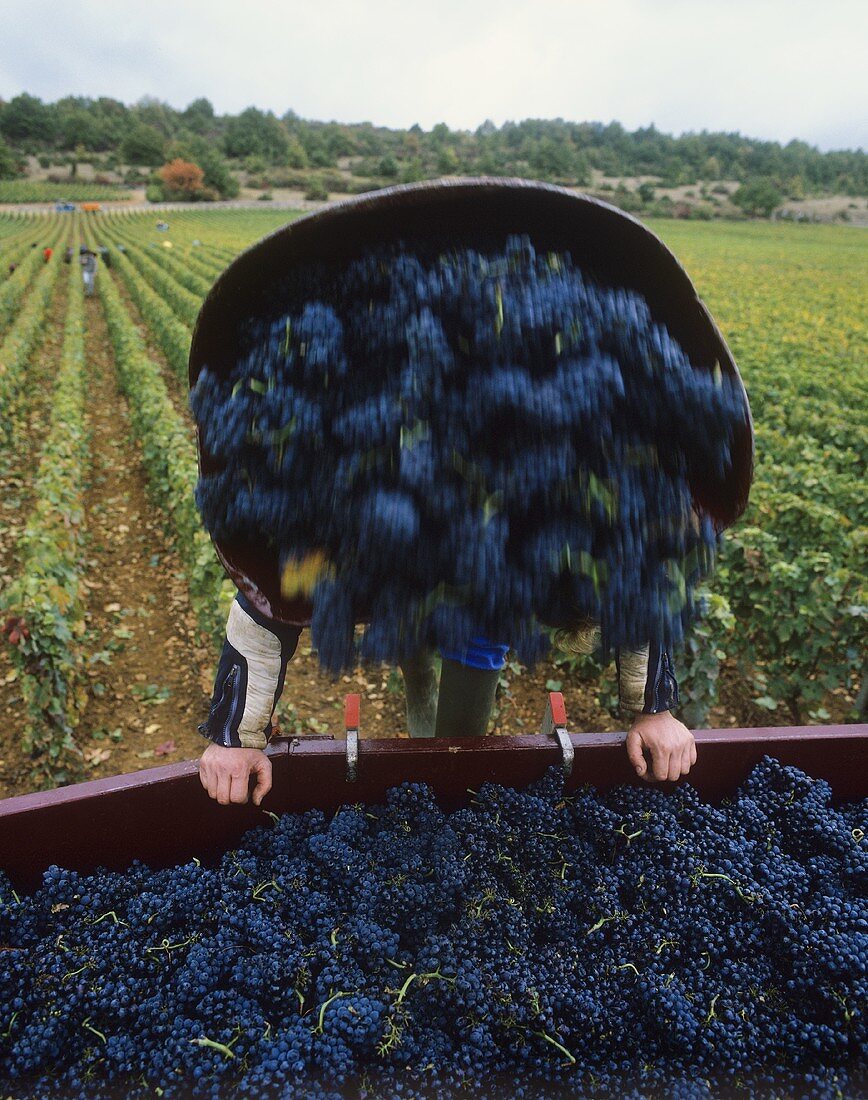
<box><xmin>190</xmin><ymin>234</ymin><xmax>748</xmax><ymax>671</ymax></box>
<box><xmin>1</xmin><ymin>757</ymin><xmax>865</xmax><ymax>1099</ymax></box>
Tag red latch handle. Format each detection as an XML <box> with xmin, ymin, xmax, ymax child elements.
<box><xmin>344</xmin><ymin>693</ymin><xmax>360</xmax><ymax>733</ymax></box>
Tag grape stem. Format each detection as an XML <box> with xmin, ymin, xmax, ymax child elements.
<box><xmin>395</xmin><ymin>969</ymin><xmax>456</xmax><ymax>1005</ymax></box>
<box><xmin>190</xmin><ymin>1036</ymin><xmax>236</xmax><ymax>1059</ymax></box>
<box><xmin>533</xmin><ymin>1029</ymin><xmax>576</xmax><ymax>1064</ymax></box>
<box><xmin>313</xmin><ymin>990</ymin><xmax>354</xmax><ymax>1033</ymax></box>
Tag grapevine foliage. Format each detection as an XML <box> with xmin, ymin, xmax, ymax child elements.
<box><xmin>190</xmin><ymin>234</ymin><xmax>749</xmax><ymax>671</ymax></box>
<box><xmin>1</xmin><ymin>757</ymin><xmax>865</xmax><ymax>1098</ymax></box>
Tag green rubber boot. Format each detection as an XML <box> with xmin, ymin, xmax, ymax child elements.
<box><xmin>399</xmin><ymin>650</ymin><xmax>439</xmax><ymax>738</ymax></box>
<box><xmin>434</xmin><ymin>658</ymin><xmax>500</xmax><ymax>738</ymax></box>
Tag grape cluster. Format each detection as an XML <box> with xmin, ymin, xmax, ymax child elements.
<box><xmin>190</xmin><ymin>235</ymin><xmax>748</xmax><ymax>671</ymax></box>
<box><xmin>1</xmin><ymin>757</ymin><xmax>865</xmax><ymax>1098</ymax></box>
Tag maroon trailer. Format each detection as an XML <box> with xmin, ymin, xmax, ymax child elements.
<box><xmin>1</xmin><ymin>706</ymin><xmax>865</xmax><ymax>893</ymax></box>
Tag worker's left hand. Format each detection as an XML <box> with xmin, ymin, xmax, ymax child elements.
<box><xmin>626</xmin><ymin>711</ymin><xmax>696</xmax><ymax>783</ymax></box>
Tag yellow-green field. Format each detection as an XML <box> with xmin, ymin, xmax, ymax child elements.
<box><xmin>0</xmin><ymin>209</ymin><xmax>864</xmax><ymax>791</ymax></box>
<box><xmin>650</xmin><ymin>220</ymin><xmax>866</xmax><ymax>724</ymax></box>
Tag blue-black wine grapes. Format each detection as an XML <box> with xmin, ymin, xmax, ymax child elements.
<box><xmin>1</xmin><ymin>757</ymin><xmax>865</xmax><ymax>1099</ymax></box>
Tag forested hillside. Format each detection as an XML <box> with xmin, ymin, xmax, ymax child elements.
<box><xmin>0</xmin><ymin>93</ymin><xmax>865</xmax><ymax>208</ymax></box>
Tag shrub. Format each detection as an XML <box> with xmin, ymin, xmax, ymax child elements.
<box><xmin>321</xmin><ymin>170</ymin><xmax>350</xmax><ymax>193</ymax></box>
<box><xmin>304</xmin><ymin>177</ymin><xmax>329</xmax><ymax>201</ymax></box>
<box><xmin>0</xmin><ymin>138</ymin><xmax>18</xmax><ymax>180</ymax></box>
<box><xmin>257</xmin><ymin>166</ymin><xmax>308</xmax><ymax>189</ymax></box>
<box><xmin>732</xmin><ymin>177</ymin><xmax>783</xmax><ymax>218</ymax></box>
<box><xmin>121</xmin><ymin>123</ymin><xmax>166</xmax><ymax>166</ymax></box>
<box><xmin>157</xmin><ymin>158</ymin><xmax>205</xmax><ymax>200</ymax></box>
<box><xmin>607</xmin><ymin>185</ymin><xmax>642</xmax><ymax>213</ymax></box>
<box><xmin>637</xmin><ymin>182</ymin><xmax>655</xmax><ymax>203</ymax></box>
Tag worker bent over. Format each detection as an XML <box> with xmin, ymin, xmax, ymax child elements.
<box><xmin>80</xmin><ymin>249</ymin><xmax>97</xmax><ymax>297</ymax></box>
<box><xmin>198</xmin><ymin>592</ymin><xmax>695</xmax><ymax>807</ymax></box>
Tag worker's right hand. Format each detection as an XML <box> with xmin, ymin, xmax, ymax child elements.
<box><xmin>198</xmin><ymin>743</ymin><xmax>272</xmax><ymax>806</ymax></box>
<box><xmin>625</xmin><ymin>711</ymin><xmax>696</xmax><ymax>783</ymax></box>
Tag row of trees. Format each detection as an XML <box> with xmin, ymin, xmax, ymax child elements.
<box><xmin>0</xmin><ymin>93</ymin><xmax>865</xmax><ymax>197</ymax></box>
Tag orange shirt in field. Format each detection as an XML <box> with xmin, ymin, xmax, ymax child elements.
<box><xmin>43</xmin><ymin>248</ymin><xmax>53</xmax><ymax>262</ymax></box>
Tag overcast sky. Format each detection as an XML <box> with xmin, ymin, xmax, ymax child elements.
<box><xmin>1</xmin><ymin>0</ymin><xmax>865</xmax><ymax>151</ymax></box>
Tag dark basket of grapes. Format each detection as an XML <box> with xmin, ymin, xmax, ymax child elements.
<box><xmin>188</xmin><ymin>177</ymin><xmax>754</xmax><ymax>669</ymax></box>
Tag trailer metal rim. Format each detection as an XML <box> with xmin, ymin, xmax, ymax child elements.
<box><xmin>2</xmin><ymin>724</ymin><xmax>864</xmax><ymax>892</ymax></box>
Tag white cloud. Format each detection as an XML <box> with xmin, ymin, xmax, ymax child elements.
<box><xmin>0</xmin><ymin>0</ymin><xmax>864</xmax><ymax>148</ymax></box>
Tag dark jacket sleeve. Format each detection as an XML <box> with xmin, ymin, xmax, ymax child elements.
<box><xmin>199</xmin><ymin>593</ymin><xmax>302</xmax><ymax>750</ymax></box>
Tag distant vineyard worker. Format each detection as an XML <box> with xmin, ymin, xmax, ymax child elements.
<box><xmin>63</xmin><ymin>245</ymin><xmax>74</xmax><ymax>264</ymax></box>
<box><xmin>80</xmin><ymin>249</ymin><xmax>97</xmax><ymax>297</ymax></box>
<box><xmin>197</xmin><ymin>601</ymin><xmax>692</xmax><ymax>807</ymax></box>
<box><xmin>42</xmin><ymin>246</ymin><xmax>53</xmax><ymax>263</ymax></box>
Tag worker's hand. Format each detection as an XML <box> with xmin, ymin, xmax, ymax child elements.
<box><xmin>625</xmin><ymin>711</ymin><xmax>696</xmax><ymax>783</ymax></box>
<box><xmin>198</xmin><ymin>743</ymin><xmax>272</xmax><ymax>806</ymax></box>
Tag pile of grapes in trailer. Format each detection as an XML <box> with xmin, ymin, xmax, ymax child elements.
<box><xmin>1</xmin><ymin>756</ymin><xmax>866</xmax><ymax>1099</ymax></box>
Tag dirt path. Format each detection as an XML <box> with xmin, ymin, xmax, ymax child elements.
<box><xmin>0</xmin><ymin>271</ymin><xmax>70</xmax><ymax>793</ymax></box>
<box><xmin>52</xmin><ymin>294</ymin><xmax>213</xmax><ymax>788</ymax></box>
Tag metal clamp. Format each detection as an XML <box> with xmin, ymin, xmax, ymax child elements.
<box><xmin>345</xmin><ymin>694</ymin><xmax>360</xmax><ymax>782</ymax></box>
<box><xmin>540</xmin><ymin>691</ymin><xmax>573</xmax><ymax>775</ymax></box>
